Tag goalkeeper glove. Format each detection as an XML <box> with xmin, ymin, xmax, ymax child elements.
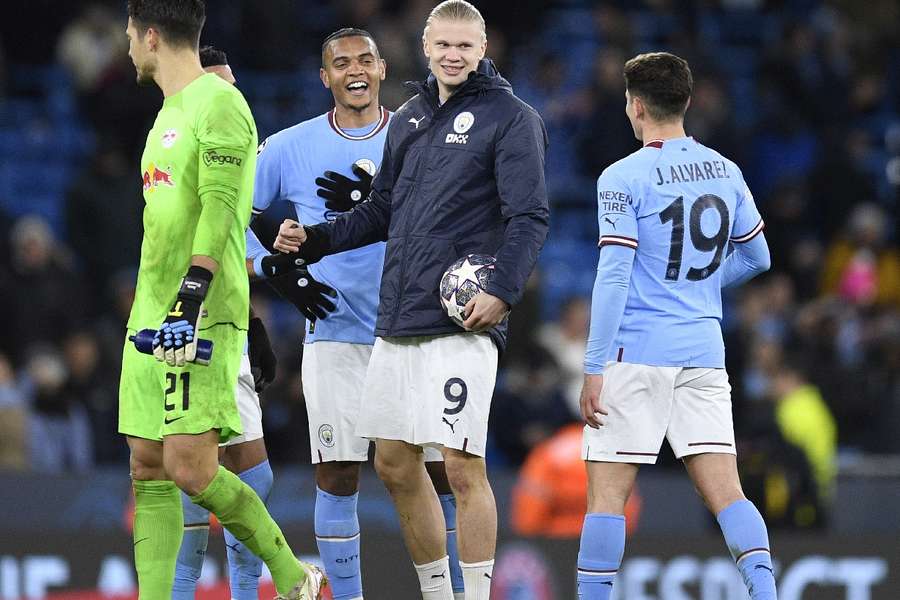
<box><xmin>315</xmin><ymin>164</ymin><xmax>373</xmax><ymax>213</ymax></box>
<box><xmin>266</xmin><ymin>267</ymin><xmax>337</xmax><ymax>322</ymax></box>
<box><xmin>153</xmin><ymin>266</ymin><xmax>211</xmax><ymax>367</ymax></box>
<box><xmin>247</xmin><ymin>317</ymin><xmax>277</xmax><ymax>392</ymax></box>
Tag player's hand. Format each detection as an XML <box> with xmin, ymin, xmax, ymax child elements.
<box><xmin>259</xmin><ymin>252</ymin><xmax>309</xmax><ymax>277</ymax></box>
<box><xmin>153</xmin><ymin>266</ymin><xmax>212</xmax><ymax>367</ymax></box>
<box><xmin>266</xmin><ymin>267</ymin><xmax>337</xmax><ymax>322</ymax></box>
<box><xmin>462</xmin><ymin>292</ymin><xmax>510</xmax><ymax>332</ymax></box>
<box><xmin>247</xmin><ymin>317</ymin><xmax>277</xmax><ymax>392</ymax></box>
<box><xmin>315</xmin><ymin>164</ymin><xmax>373</xmax><ymax>213</ymax></box>
<box><xmin>580</xmin><ymin>373</ymin><xmax>608</xmax><ymax>429</ymax></box>
<box><xmin>273</xmin><ymin>219</ymin><xmax>306</xmax><ymax>253</ymax></box>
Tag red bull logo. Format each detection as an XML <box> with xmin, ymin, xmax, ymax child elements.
<box><xmin>142</xmin><ymin>163</ymin><xmax>176</xmax><ymax>192</ymax></box>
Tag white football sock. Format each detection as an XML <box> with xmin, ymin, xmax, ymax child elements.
<box><xmin>414</xmin><ymin>556</ymin><xmax>454</xmax><ymax>600</ymax></box>
<box><xmin>461</xmin><ymin>560</ymin><xmax>494</xmax><ymax>600</ymax></box>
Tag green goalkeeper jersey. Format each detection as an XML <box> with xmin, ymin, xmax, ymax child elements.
<box><xmin>128</xmin><ymin>73</ymin><xmax>257</xmax><ymax>332</ymax></box>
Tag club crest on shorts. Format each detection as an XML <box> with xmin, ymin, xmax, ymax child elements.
<box><xmin>453</xmin><ymin>111</ymin><xmax>475</xmax><ymax>134</ymax></box>
<box><xmin>318</xmin><ymin>424</ymin><xmax>335</xmax><ymax>447</ymax></box>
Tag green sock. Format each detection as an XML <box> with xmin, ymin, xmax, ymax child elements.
<box><xmin>191</xmin><ymin>466</ymin><xmax>303</xmax><ymax>595</ymax></box>
<box><xmin>133</xmin><ymin>480</ymin><xmax>183</xmax><ymax>600</ymax></box>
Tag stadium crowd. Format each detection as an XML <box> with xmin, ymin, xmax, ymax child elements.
<box><xmin>0</xmin><ymin>0</ymin><xmax>897</xmax><ymax>532</ymax></box>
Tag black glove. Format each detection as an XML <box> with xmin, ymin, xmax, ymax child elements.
<box><xmin>315</xmin><ymin>164</ymin><xmax>373</xmax><ymax>213</ymax></box>
<box><xmin>247</xmin><ymin>317</ymin><xmax>277</xmax><ymax>392</ymax></box>
<box><xmin>153</xmin><ymin>266</ymin><xmax>211</xmax><ymax>366</ymax></box>
<box><xmin>259</xmin><ymin>252</ymin><xmax>310</xmax><ymax>277</ymax></box>
<box><xmin>266</xmin><ymin>267</ymin><xmax>337</xmax><ymax>322</ymax></box>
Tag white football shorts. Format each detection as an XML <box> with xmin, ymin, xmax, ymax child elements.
<box><xmin>356</xmin><ymin>333</ymin><xmax>498</xmax><ymax>458</ymax></box>
<box><xmin>581</xmin><ymin>362</ymin><xmax>735</xmax><ymax>464</ymax></box>
<box><xmin>303</xmin><ymin>341</ymin><xmax>373</xmax><ymax>463</ymax></box>
<box><xmin>223</xmin><ymin>354</ymin><xmax>264</xmax><ymax>447</ymax></box>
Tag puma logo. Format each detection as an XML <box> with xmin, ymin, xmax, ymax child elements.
<box><xmin>604</xmin><ymin>216</ymin><xmax>619</xmax><ymax>229</ymax></box>
<box><xmin>442</xmin><ymin>417</ymin><xmax>459</xmax><ymax>433</ymax></box>
<box><xmin>409</xmin><ymin>116</ymin><xmax>426</xmax><ymax>129</ymax></box>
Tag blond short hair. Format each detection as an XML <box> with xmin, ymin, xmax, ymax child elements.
<box><xmin>424</xmin><ymin>0</ymin><xmax>486</xmax><ymax>42</ymax></box>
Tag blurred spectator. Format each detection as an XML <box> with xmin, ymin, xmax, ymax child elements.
<box><xmin>55</xmin><ymin>3</ymin><xmax>159</xmax><ymax>158</ymax></box>
<box><xmin>0</xmin><ymin>353</ymin><xmax>27</xmax><ymax>470</ymax></box>
<box><xmin>63</xmin><ymin>330</ymin><xmax>119</xmax><ymax>464</ymax></box>
<box><xmin>575</xmin><ymin>46</ymin><xmax>636</xmax><ymax>180</ymax></box>
<box><xmin>65</xmin><ymin>140</ymin><xmax>144</xmax><ymax>302</ymax></box>
<box><xmin>807</xmin><ymin>131</ymin><xmax>878</xmax><ymax>240</ymax></box>
<box><xmin>685</xmin><ymin>76</ymin><xmax>742</xmax><ymax>164</ymax></box>
<box><xmin>56</xmin><ymin>5</ymin><xmax>128</xmax><ymax>96</ymax></box>
<box><xmin>820</xmin><ymin>203</ymin><xmax>900</xmax><ymax>308</ymax></box>
<box><xmin>489</xmin><ymin>345</ymin><xmax>570</xmax><ymax>466</ymax></box>
<box><xmin>94</xmin><ymin>267</ymin><xmax>137</xmax><ymax>376</ymax></box>
<box><xmin>24</xmin><ymin>346</ymin><xmax>93</xmax><ymax>474</ymax></box>
<box><xmin>769</xmin><ymin>355</ymin><xmax>837</xmax><ymax>518</ymax></box>
<box><xmin>511</xmin><ymin>423</ymin><xmax>641</xmax><ymax>538</ymax></box>
<box><xmin>759</xmin><ymin>20</ymin><xmax>846</xmax><ymax>130</ymax></box>
<box><xmin>537</xmin><ymin>296</ymin><xmax>590</xmax><ymax>418</ymax></box>
<box><xmin>0</xmin><ymin>216</ymin><xmax>86</xmax><ymax>366</ymax></box>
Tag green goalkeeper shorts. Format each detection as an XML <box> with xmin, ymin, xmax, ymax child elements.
<box><xmin>118</xmin><ymin>323</ymin><xmax>246</xmax><ymax>443</ymax></box>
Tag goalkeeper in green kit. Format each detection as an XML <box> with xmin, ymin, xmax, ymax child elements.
<box><xmin>118</xmin><ymin>1</ymin><xmax>325</xmax><ymax>598</ymax></box>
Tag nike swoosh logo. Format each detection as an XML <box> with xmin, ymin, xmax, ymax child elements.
<box><xmin>484</xmin><ymin>573</ymin><xmax>492</xmax><ymax>580</ymax></box>
<box><xmin>226</xmin><ymin>542</ymin><xmax>241</xmax><ymax>553</ymax></box>
<box><xmin>134</xmin><ymin>537</ymin><xmax>149</xmax><ymax>547</ymax></box>
<box><xmin>755</xmin><ymin>565</ymin><xmax>774</xmax><ymax>573</ymax></box>
<box><xmin>431</xmin><ymin>571</ymin><xmax>446</xmax><ymax>579</ymax></box>
<box><xmin>601</xmin><ymin>581</ymin><xmax>613</xmax><ymax>586</ymax></box>
<box><xmin>164</xmin><ymin>416</ymin><xmax>184</xmax><ymax>424</ymax></box>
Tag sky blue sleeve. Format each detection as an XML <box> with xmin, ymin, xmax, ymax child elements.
<box><xmin>731</xmin><ymin>174</ymin><xmax>764</xmax><ymax>243</ymax></box>
<box><xmin>252</xmin><ymin>135</ymin><xmax>282</xmax><ymax>217</ymax></box>
<box><xmin>721</xmin><ymin>232</ymin><xmax>771</xmax><ymax>288</ymax></box>
<box><xmin>245</xmin><ymin>227</ymin><xmax>268</xmax><ymax>277</ymax></box>
<box><xmin>584</xmin><ymin>168</ymin><xmax>638</xmax><ymax>374</ymax></box>
<box><xmin>584</xmin><ymin>245</ymin><xmax>635</xmax><ymax>374</ymax></box>
<box><xmin>596</xmin><ymin>169</ymin><xmax>638</xmax><ymax>250</ymax></box>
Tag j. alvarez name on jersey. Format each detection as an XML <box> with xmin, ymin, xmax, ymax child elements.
<box><xmin>654</xmin><ymin>160</ymin><xmax>730</xmax><ymax>185</ymax></box>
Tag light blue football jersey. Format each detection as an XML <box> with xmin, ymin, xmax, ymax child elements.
<box><xmin>253</xmin><ymin>107</ymin><xmax>390</xmax><ymax>345</ymax></box>
<box><xmin>594</xmin><ymin>136</ymin><xmax>764</xmax><ymax>368</ymax></box>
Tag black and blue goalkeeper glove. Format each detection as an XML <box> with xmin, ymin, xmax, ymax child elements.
<box><xmin>153</xmin><ymin>266</ymin><xmax>211</xmax><ymax>367</ymax></box>
<box><xmin>315</xmin><ymin>164</ymin><xmax>373</xmax><ymax>213</ymax></box>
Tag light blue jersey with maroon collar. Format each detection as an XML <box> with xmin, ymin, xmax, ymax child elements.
<box><xmin>584</xmin><ymin>136</ymin><xmax>765</xmax><ymax>373</ymax></box>
<box><xmin>248</xmin><ymin>107</ymin><xmax>391</xmax><ymax>345</ymax></box>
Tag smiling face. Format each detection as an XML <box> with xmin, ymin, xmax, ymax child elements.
<box><xmin>320</xmin><ymin>35</ymin><xmax>385</xmax><ymax>112</ymax></box>
<box><xmin>423</xmin><ymin>18</ymin><xmax>486</xmax><ymax>100</ymax></box>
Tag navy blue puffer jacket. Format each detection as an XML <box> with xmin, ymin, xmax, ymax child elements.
<box><xmin>307</xmin><ymin>59</ymin><xmax>549</xmax><ymax>351</ymax></box>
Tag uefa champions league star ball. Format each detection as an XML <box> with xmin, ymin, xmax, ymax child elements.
<box><xmin>440</xmin><ymin>254</ymin><xmax>497</xmax><ymax>326</ymax></box>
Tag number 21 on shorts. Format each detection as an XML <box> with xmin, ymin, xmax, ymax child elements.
<box><xmin>164</xmin><ymin>372</ymin><xmax>190</xmax><ymax>423</ymax></box>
